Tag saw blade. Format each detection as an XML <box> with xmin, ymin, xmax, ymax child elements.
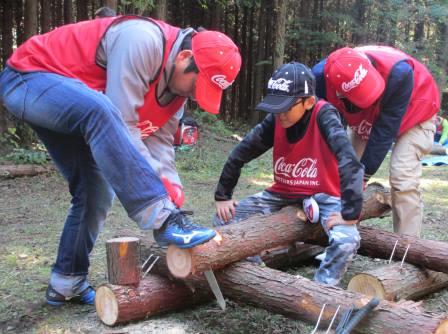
<box><xmin>204</xmin><ymin>269</ymin><xmax>226</xmax><ymax>311</ymax></box>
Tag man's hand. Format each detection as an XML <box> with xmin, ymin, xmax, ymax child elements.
<box><xmin>161</xmin><ymin>176</ymin><xmax>185</xmax><ymax>208</ymax></box>
<box><xmin>215</xmin><ymin>200</ymin><xmax>238</xmax><ymax>223</ymax></box>
<box><xmin>326</xmin><ymin>212</ymin><xmax>358</xmax><ymax>230</ymax></box>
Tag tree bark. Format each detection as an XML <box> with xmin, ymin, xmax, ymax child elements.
<box><xmin>348</xmin><ymin>263</ymin><xmax>448</xmax><ymax>302</ymax></box>
<box><xmin>153</xmin><ymin>0</ymin><xmax>167</xmax><ymax>20</ymax></box>
<box><xmin>40</xmin><ymin>0</ymin><xmax>51</xmax><ymax>33</ymax></box>
<box><xmin>95</xmin><ymin>274</ymin><xmax>210</xmax><ymax>326</ymax></box>
<box><xmin>357</xmin><ymin>227</ymin><xmax>448</xmax><ymax>275</ymax></box>
<box><xmin>106</xmin><ymin>237</ymin><xmax>141</xmax><ymax>285</ymax></box>
<box><xmin>24</xmin><ymin>0</ymin><xmax>38</xmax><ymax>40</ymax></box>
<box><xmin>64</xmin><ymin>0</ymin><xmax>73</xmax><ymax>24</ymax></box>
<box><xmin>272</xmin><ymin>0</ymin><xmax>286</xmax><ymax>69</ymax></box>
<box><xmin>0</xmin><ymin>164</ymin><xmax>55</xmax><ymax>178</ymax></box>
<box><xmin>142</xmin><ymin>244</ymin><xmax>448</xmax><ymax>334</ymax></box>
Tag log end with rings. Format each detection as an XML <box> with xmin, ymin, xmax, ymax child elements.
<box><xmin>167</xmin><ymin>245</ymin><xmax>193</xmax><ymax>278</ymax></box>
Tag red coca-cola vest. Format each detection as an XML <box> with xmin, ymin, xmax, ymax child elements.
<box><xmin>267</xmin><ymin>100</ymin><xmax>340</xmax><ymax>197</ymax></box>
<box><xmin>324</xmin><ymin>46</ymin><xmax>440</xmax><ymax>140</ymax></box>
<box><xmin>8</xmin><ymin>16</ymin><xmax>186</xmax><ymax>138</ymax></box>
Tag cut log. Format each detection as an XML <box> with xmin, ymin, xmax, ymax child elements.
<box><xmin>166</xmin><ymin>183</ymin><xmax>392</xmax><ymax>278</ymax></box>
<box><xmin>95</xmin><ymin>274</ymin><xmax>210</xmax><ymax>326</ymax></box>
<box><xmin>360</xmin><ymin>181</ymin><xmax>391</xmax><ymax>220</ymax></box>
<box><xmin>143</xmin><ymin>244</ymin><xmax>448</xmax><ymax>334</ymax></box>
<box><xmin>357</xmin><ymin>227</ymin><xmax>448</xmax><ymax>275</ymax></box>
<box><xmin>348</xmin><ymin>263</ymin><xmax>448</xmax><ymax>301</ymax></box>
<box><xmin>106</xmin><ymin>237</ymin><xmax>141</xmax><ymax>285</ymax></box>
<box><xmin>0</xmin><ymin>164</ymin><xmax>54</xmax><ymax>178</ymax></box>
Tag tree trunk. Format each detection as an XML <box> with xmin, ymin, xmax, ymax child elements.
<box><xmin>95</xmin><ymin>274</ymin><xmax>210</xmax><ymax>326</ymax></box>
<box><xmin>272</xmin><ymin>0</ymin><xmax>286</xmax><ymax>69</ymax></box>
<box><xmin>2</xmin><ymin>0</ymin><xmax>14</xmax><ymax>66</ymax></box>
<box><xmin>153</xmin><ymin>0</ymin><xmax>167</xmax><ymax>21</ymax></box>
<box><xmin>64</xmin><ymin>0</ymin><xmax>73</xmax><ymax>24</ymax></box>
<box><xmin>40</xmin><ymin>0</ymin><xmax>51</xmax><ymax>33</ymax></box>
<box><xmin>24</xmin><ymin>0</ymin><xmax>38</xmax><ymax>40</ymax></box>
<box><xmin>0</xmin><ymin>164</ymin><xmax>55</xmax><ymax>178</ymax></box>
<box><xmin>106</xmin><ymin>237</ymin><xmax>141</xmax><ymax>285</ymax></box>
<box><xmin>348</xmin><ymin>263</ymin><xmax>448</xmax><ymax>301</ymax></box>
<box><xmin>76</xmin><ymin>0</ymin><xmax>89</xmax><ymax>21</ymax></box>
<box><xmin>141</xmin><ymin>244</ymin><xmax>448</xmax><ymax>334</ymax></box>
<box><xmin>251</xmin><ymin>0</ymin><xmax>268</xmax><ymax>125</ymax></box>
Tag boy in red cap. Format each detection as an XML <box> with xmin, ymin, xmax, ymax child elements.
<box><xmin>0</xmin><ymin>16</ymin><xmax>241</xmax><ymax>306</ymax></box>
<box><xmin>214</xmin><ymin>62</ymin><xmax>364</xmax><ymax>286</ymax></box>
<box><xmin>312</xmin><ymin>46</ymin><xmax>440</xmax><ymax>237</ymax></box>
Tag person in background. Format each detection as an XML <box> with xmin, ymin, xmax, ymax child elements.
<box><xmin>313</xmin><ymin>46</ymin><xmax>440</xmax><ymax>237</ymax></box>
<box><xmin>214</xmin><ymin>62</ymin><xmax>364</xmax><ymax>286</ymax></box>
<box><xmin>434</xmin><ymin>115</ymin><xmax>448</xmax><ymax>145</ymax></box>
<box><xmin>94</xmin><ymin>6</ymin><xmax>117</xmax><ymax>18</ymax></box>
<box><xmin>0</xmin><ymin>16</ymin><xmax>241</xmax><ymax>306</ymax></box>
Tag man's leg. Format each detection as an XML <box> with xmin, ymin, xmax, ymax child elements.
<box><xmin>213</xmin><ymin>191</ymin><xmax>298</xmax><ymax>227</ymax></box>
<box><xmin>313</xmin><ymin>193</ymin><xmax>360</xmax><ymax>286</ymax></box>
<box><xmin>390</xmin><ymin>119</ymin><xmax>435</xmax><ymax>237</ymax></box>
<box><xmin>28</xmin><ymin>126</ymin><xmax>114</xmax><ymax>304</ymax></box>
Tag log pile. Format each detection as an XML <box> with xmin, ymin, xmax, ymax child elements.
<box><xmin>95</xmin><ymin>183</ymin><xmax>448</xmax><ymax>333</ymax></box>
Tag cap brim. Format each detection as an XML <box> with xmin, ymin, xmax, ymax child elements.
<box><xmin>345</xmin><ymin>68</ymin><xmax>385</xmax><ymax>109</ymax></box>
<box><xmin>195</xmin><ymin>72</ymin><xmax>221</xmax><ymax>114</ymax></box>
<box><xmin>255</xmin><ymin>95</ymin><xmax>298</xmax><ymax>114</ymax></box>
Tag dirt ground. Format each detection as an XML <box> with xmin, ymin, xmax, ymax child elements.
<box><xmin>1</xmin><ymin>131</ymin><xmax>448</xmax><ymax>334</ymax></box>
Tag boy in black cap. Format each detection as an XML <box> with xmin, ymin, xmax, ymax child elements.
<box><xmin>213</xmin><ymin>62</ymin><xmax>364</xmax><ymax>285</ymax></box>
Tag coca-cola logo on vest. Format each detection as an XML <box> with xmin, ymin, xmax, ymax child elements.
<box><xmin>274</xmin><ymin>157</ymin><xmax>317</xmax><ymax>178</ymax></box>
<box><xmin>350</xmin><ymin>119</ymin><xmax>372</xmax><ymax>139</ymax></box>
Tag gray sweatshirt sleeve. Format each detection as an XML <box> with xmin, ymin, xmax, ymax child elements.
<box><xmin>98</xmin><ymin>20</ymin><xmax>182</xmax><ymax>185</ymax></box>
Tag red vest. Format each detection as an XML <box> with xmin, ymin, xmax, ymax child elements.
<box><xmin>324</xmin><ymin>46</ymin><xmax>440</xmax><ymax>139</ymax></box>
<box><xmin>267</xmin><ymin>100</ymin><xmax>340</xmax><ymax>197</ymax></box>
<box><xmin>8</xmin><ymin>16</ymin><xmax>186</xmax><ymax>138</ymax></box>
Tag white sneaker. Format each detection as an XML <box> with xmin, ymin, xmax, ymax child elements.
<box><xmin>303</xmin><ymin>197</ymin><xmax>319</xmax><ymax>223</ymax></box>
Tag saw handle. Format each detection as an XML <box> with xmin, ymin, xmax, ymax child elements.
<box><xmin>336</xmin><ymin>297</ymin><xmax>380</xmax><ymax>334</ymax></box>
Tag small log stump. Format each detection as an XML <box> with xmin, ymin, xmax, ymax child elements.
<box><xmin>348</xmin><ymin>263</ymin><xmax>448</xmax><ymax>301</ymax></box>
<box><xmin>106</xmin><ymin>237</ymin><xmax>141</xmax><ymax>285</ymax></box>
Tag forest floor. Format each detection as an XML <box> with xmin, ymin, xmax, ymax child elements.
<box><xmin>1</xmin><ymin>118</ymin><xmax>448</xmax><ymax>334</ymax></box>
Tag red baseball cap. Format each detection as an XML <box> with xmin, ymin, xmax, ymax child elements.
<box><xmin>192</xmin><ymin>31</ymin><xmax>242</xmax><ymax>114</ymax></box>
<box><xmin>326</xmin><ymin>47</ymin><xmax>385</xmax><ymax>109</ymax></box>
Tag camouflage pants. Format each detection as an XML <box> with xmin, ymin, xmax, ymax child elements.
<box><xmin>213</xmin><ymin>191</ymin><xmax>360</xmax><ymax>286</ymax></box>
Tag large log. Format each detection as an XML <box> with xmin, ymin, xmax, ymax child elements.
<box><xmin>144</xmin><ymin>244</ymin><xmax>448</xmax><ymax>334</ymax></box>
<box><xmin>0</xmin><ymin>164</ymin><xmax>54</xmax><ymax>178</ymax></box>
<box><xmin>168</xmin><ymin>203</ymin><xmax>448</xmax><ymax>277</ymax></box>
<box><xmin>166</xmin><ymin>183</ymin><xmax>392</xmax><ymax>278</ymax></box>
<box><xmin>348</xmin><ymin>263</ymin><xmax>448</xmax><ymax>301</ymax></box>
<box><xmin>95</xmin><ymin>274</ymin><xmax>210</xmax><ymax>326</ymax></box>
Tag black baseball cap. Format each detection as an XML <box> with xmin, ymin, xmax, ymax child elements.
<box><xmin>255</xmin><ymin>62</ymin><xmax>316</xmax><ymax>114</ymax></box>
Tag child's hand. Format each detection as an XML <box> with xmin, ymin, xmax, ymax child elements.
<box><xmin>215</xmin><ymin>200</ymin><xmax>238</xmax><ymax>223</ymax></box>
<box><xmin>326</xmin><ymin>212</ymin><xmax>358</xmax><ymax>230</ymax></box>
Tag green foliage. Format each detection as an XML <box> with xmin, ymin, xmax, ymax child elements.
<box><xmin>192</xmin><ymin>109</ymin><xmax>233</xmax><ymax>137</ymax></box>
<box><xmin>6</xmin><ymin>148</ymin><xmax>49</xmax><ymax>165</ymax></box>
<box><xmin>0</xmin><ymin>128</ymin><xmax>21</xmax><ymax>149</ymax></box>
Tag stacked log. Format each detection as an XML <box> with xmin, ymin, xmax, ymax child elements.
<box><xmin>348</xmin><ymin>263</ymin><xmax>448</xmax><ymax>301</ymax></box>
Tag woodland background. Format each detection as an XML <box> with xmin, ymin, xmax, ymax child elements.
<box><xmin>0</xmin><ymin>0</ymin><xmax>447</xmax><ymax>145</ymax></box>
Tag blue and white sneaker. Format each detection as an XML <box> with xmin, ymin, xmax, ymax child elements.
<box><xmin>153</xmin><ymin>210</ymin><xmax>216</xmax><ymax>248</ymax></box>
<box><xmin>46</xmin><ymin>284</ymin><xmax>95</xmax><ymax>306</ymax></box>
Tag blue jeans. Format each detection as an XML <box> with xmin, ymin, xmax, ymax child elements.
<box><xmin>214</xmin><ymin>191</ymin><xmax>360</xmax><ymax>285</ymax></box>
<box><xmin>0</xmin><ymin>67</ymin><xmax>170</xmax><ymax>276</ymax></box>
